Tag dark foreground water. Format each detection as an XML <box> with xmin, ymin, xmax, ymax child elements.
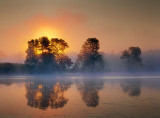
<box><xmin>0</xmin><ymin>74</ymin><xmax>160</xmax><ymax>118</ymax></box>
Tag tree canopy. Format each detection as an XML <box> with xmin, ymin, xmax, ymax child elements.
<box><xmin>24</xmin><ymin>37</ymin><xmax>145</xmax><ymax>73</ymax></box>
<box><xmin>120</xmin><ymin>46</ymin><xmax>143</xmax><ymax>71</ymax></box>
<box><xmin>74</xmin><ymin>38</ymin><xmax>104</xmax><ymax>72</ymax></box>
<box><xmin>25</xmin><ymin>37</ymin><xmax>73</xmax><ymax>73</ymax></box>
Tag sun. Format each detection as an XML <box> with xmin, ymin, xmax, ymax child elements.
<box><xmin>34</xmin><ymin>27</ymin><xmax>60</xmax><ymax>39</ymax></box>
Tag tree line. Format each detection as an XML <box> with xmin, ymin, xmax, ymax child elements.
<box><xmin>0</xmin><ymin>36</ymin><xmax>143</xmax><ymax>74</ymax></box>
<box><xmin>24</xmin><ymin>36</ymin><xmax>142</xmax><ymax>73</ymax></box>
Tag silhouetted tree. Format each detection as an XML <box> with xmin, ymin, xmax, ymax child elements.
<box><xmin>25</xmin><ymin>40</ymin><xmax>38</xmax><ymax>72</ymax></box>
<box><xmin>40</xmin><ymin>37</ymin><xmax>50</xmax><ymax>50</ymax></box>
<box><xmin>25</xmin><ymin>37</ymin><xmax>72</xmax><ymax>73</ymax></box>
<box><xmin>74</xmin><ymin>38</ymin><xmax>104</xmax><ymax>72</ymax></box>
<box><xmin>51</xmin><ymin>38</ymin><xmax>69</xmax><ymax>55</ymax></box>
<box><xmin>121</xmin><ymin>47</ymin><xmax>143</xmax><ymax>71</ymax></box>
<box><xmin>50</xmin><ymin>38</ymin><xmax>72</xmax><ymax>71</ymax></box>
<box><xmin>37</xmin><ymin>37</ymin><xmax>57</xmax><ymax>72</ymax></box>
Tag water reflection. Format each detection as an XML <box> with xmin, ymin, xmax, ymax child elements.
<box><xmin>25</xmin><ymin>79</ymin><xmax>72</xmax><ymax>109</ymax></box>
<box><xmin>76</xmin><ymin>79</ymin><xmax>104</xmax><ymax>107</ymax></box>
<box><xmin>0</xmin><ymin>76</ymin><xmax>160</xmax><ymax>117</ymax></box>
<box><xmin>120</xmin><ymin>79</ymin><xmax>141</xmax><ymax>97</ymax></box>
<box><xmin>0</xmin><ymin>79</ymin><xmax>14</xmax><ymax>86</ymax></box>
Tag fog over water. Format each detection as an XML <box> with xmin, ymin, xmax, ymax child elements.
<box><xmin>0</xmin><ymin>0</ymin><xmax>159</xmax><ymax>117</ymax></box>
<box><xmin>0</xmin><ymin>74</ymin><xmax>160</xmax><ymax>118</ymax></box>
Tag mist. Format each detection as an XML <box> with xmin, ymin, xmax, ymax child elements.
<box><xmin>67</xmin><ymin>49</ymin><xmax>160</xmax><ymax>73</ymax></box>
<box><xmin>0</xmin><ymin>49</ymin><xmax>160</xmax><ymax>74</ymax></box>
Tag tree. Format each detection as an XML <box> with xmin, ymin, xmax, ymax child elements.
<box><xmin>120</xmin><ymin>46</ymin><xmax>143</xmax><ymax>71</ymax></box>
<box><xmin>38</xmin><ymin>37</ymin><xmax>57</xmax><ymax>72</ymax></box>
<box><xmin>74</xmin><ymin>38</ymin><xmax>104</xmax><ymax>72</ymax></box>
<box><xmin>40</xmin><ymin>37</ymin><xmax>50</xmax><ymax>50</ymax></box>
<box><xmin>56</xmin><ymin>54</ymin><xmax>73</xmax><ymax>72</ymax></box>
<box><xmin>25</xmin><ymin>40</ymin><xmax>38</xmax><ymax>72</ymax></box>
<box><xmin>50</xmin><ymin>38</ymin><xmax>72</xmax><ymax>71</ymax></box>
<box><xmin>51</xmin><ymin>38</ymin><xmax>69</xmax><ymax>55</ymax></box>
<box><xmin>25</xmin><ymin>37</ymin><xmax>72</xmax><ymax>73</ymax></box>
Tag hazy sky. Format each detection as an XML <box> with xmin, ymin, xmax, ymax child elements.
<box><xmin>0</xmin><ymin>0</ymin><xmax>160</xmax><ymax>62</ymax></box>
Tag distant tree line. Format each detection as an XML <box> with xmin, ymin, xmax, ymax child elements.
<box><xmin>0</xmin><ymin>36</ymin><xmax>144</xmax><ymax>74</ymax></box>
<box><xmin>0</xmin><ymin>63</ymin><xmax>25</xmax><ymax>74</ymax></box>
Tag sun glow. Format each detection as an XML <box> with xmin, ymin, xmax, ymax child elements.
<box><xmin>29</xmin><ymin>27</ymin><xmax>69</xmax><ymax>56</ymax></box>
<box><xmin>36</xmin><ymin>50</ymin><xmax>42</xmax><ymax>55</ymax></box>
<box><xmin>34</xmin><ymin>27</ymin><xmax>60</xmax><ymax>39</ymax></box>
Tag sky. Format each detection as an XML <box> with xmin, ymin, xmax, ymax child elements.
<box><xmin>0</xmin><ymin>0</ymin><xmax>160</xmax><ymax>62</ymax></box>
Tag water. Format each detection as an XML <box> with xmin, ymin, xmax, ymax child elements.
<box><xmin>0</xmin><ymin>74</ymin><xmax>160</xmax><ymax>118</ymax></box>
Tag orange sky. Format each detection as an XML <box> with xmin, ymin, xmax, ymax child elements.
<box><xmin>0</xmin><ymin>0</ymin><xmax>160</xmax><ymax>62</ymax></box>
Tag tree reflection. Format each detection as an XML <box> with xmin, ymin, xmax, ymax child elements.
<box><xmin>25</xmin><ymin>79</ymin><xmax>71</xmax><ymax>110</ymax></box>
<box><xmin>120</xmin><ymin>80</ymin><xmax>141</xmax><ymax>97</ymax></box>
<box><xmin>76</xmin><ymin>79</ymin><xmax>104</xmax><ymax>107</ymax></box>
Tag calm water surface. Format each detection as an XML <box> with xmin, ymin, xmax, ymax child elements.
<box><xmin>0</xmin><ymin>74</ymin><xmax>160</xmax><ymax>118</ymax></box>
